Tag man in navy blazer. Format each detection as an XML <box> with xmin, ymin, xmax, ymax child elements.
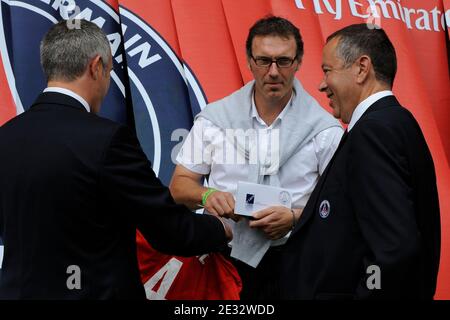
<box><xmin>280</xmin><ymin>24</ymin><xmax>440</xmax><ymax>299</ymax></box>
<box><xmin>0</xmin><ymin>20</ymin><xmax>231</xmax><ymax>299</ymax></box>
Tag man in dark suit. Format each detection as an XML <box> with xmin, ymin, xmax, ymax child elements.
<box><xmin>280</xmin><ymin>24</ymin><xmax>440</xmax><ymax>299</ymax></box>
<box><xmin>0</xmin><ymin>20</ymin><xmax>231</xmax><ymax>299</ymax></box>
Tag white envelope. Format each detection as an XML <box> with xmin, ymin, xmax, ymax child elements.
<box><xmin>235</xmin><ymin>181</ymin><xmax>292</xmax><ymax>217</ymax></box>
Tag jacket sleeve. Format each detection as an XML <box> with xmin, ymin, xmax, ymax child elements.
<box><xmin>348</xmin><ymin>119</ymin><xmax>421</xmax><ymax>299</ymax></box>
<box><xmin>98</xmin><ymin>125</ymin><xmax>227</xmax><ymax>256</ymax></box>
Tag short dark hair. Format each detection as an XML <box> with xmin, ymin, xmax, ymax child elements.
<box><xmin>326</xmin><ymin>24</ymin><xmax>397</xmax><ymax>87</ymax></box>
<box><xmin>246</xmin><ymin>16</ymin><xmax>304</xmax><ymax>61</ymax></box>
<box><xmin>40</xmin><ymin>20</ymin><xmax>111</xmax><ymax>81</ymax></box>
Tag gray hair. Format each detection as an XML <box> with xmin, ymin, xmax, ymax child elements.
<box><xmin>40</xmin><ymin>20</ymin><xmax>111</xmax><ymax>81</ymax></box>
<box><xmin>326</xmin><ymin>24</ymin><xmax>397</xmax><ymax>87</ymax></box>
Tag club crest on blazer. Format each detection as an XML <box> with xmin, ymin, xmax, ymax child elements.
<box><xmin>319</xmin><ymin>200</ymin><xmax>330</xmax><ymax>218</ymax></box>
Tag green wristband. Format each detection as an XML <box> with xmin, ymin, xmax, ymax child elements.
<box><xmin>202</xmin><ymin>188</ymin><xmax>217</xmax><ymax>206</ymax></box>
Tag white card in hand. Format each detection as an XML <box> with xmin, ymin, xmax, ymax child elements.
<box><xmin>235</xmin><ymin>181</ymin><xmax>292</xmax><ymax>217</ymax></box>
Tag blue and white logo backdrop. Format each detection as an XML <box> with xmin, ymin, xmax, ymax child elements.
<box><xmin>0</xmin><ymin>0</ymin><xmax>207</xmax><ymax>269</ymax></box>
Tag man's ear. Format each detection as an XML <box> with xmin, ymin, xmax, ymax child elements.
<box><xmin>88</xmin><ymin>55</ymin><xmax>102</xmax><ymax>80</ymax></box>
<box><xmin>295</xmin><ymin>58</ymin><xmax>301</xmax><ymax>72</ymax></box>
<box><xmin>247</xmin><ymin>57</ymin><xmax>252</xmax><ymax>71</ymax></box>
<box><xmin>355</xmin><ymin>55</ymin><xmax>371</xmax><ymax>84</ymax></box>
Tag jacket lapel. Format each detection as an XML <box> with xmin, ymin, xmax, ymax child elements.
<box><xmin>291</xmin><ymin>130</ymin><xmax>348</xmax><ymax>235</ymax></box>
<box><xmin>291</xmin><ymin>95</ymin><xmax>400</xmax><ymax>236</ymax></box>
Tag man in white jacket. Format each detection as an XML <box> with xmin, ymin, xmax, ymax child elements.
<box><xmin>170</xmin><ymin>16</ymin><xmax>343</xmax><ymax>299</ymax></box>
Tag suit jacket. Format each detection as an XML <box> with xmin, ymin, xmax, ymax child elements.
<box><xmin>0</xmin><ymin>92</ymin><xmax>227</xmax><ymax>299</ymax></box>
<box><xmin>280</xmin><ymin>96</ymin><xmax>440</xmax><ymax>299</ymax></box>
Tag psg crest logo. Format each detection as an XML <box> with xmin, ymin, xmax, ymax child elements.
<box><xmin>0</xmin><ymin>0</ymin><xmax>205</xmax><ymax>184</ymax></box>
<box><xmin>319</xmin><ymin>199</ymin><xmax>330</xmax><ymax>219</ymax></box>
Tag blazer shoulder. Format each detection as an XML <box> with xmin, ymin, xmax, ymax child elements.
<box><xmin>350</xmin><ymin>104</ymin><xmax>426</xmax><ymax>159</ymax></box>
<box><xmin>71</xmin><ymin>111</ymin><xmax>133</xmax><ymax>142</ymax></box>
<box><xmin>357</xmin><ymin>103</ymin><xmax>419</xmax><ymax>133</ymax></box>
<box><xmin>80</xmin><ymin>111</ymin><xmax>124</xmax><ymax>130</ymax></box>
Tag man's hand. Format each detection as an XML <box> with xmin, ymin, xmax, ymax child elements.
<box><xmin>203</xmin><ymin>190</ymin><xmax>239</xmax><ymax>221</ymax></box>
<box><xmin>218</xmin><ymin>217</ymin><xmax>233</xmax><ymax>242</ymax></box>
<box><xmin>249</xmin><ymin>206</ymin><xmax>301</xmax><ymax>240</ymax></box>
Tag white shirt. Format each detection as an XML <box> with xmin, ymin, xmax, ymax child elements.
<box><xmin>348</xmin><ymin>90</ymin><xmax>393</xmax><ymax>131</ymax></box>
<box><xmin>44</xmin><ymin>87</ymin><xmax>91</xmax><ymax>112</ymax></box>
<box><xmin>177</xmin><ymin>96</ymin><xmax>344</xmax><ymax>208</ymax></box>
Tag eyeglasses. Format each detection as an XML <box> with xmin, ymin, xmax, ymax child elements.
<box><xmin>251</xmin><ymin>56</ymin><xmax>297</xmax><ymax>68</ymax></box>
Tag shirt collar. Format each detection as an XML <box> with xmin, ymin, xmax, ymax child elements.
<box><xmin>43</xmin><ymin>87</ymin><xmax>91</xmax><ymax>112</ymax></box>
<box><xmin>251</xmin><ymin>90</ymin><xmax>294</xmax><ymax>127</ymax></box>
<box><xmin>347</xmin><ymin>90</ymin><xmax>393</xmax><ymax>131</ymax></box>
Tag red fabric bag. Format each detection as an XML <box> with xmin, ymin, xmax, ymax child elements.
<box><xmin>136</xmin><ymin>230</ymin><xmax>242</xmax><ymax>300</ymax></box>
